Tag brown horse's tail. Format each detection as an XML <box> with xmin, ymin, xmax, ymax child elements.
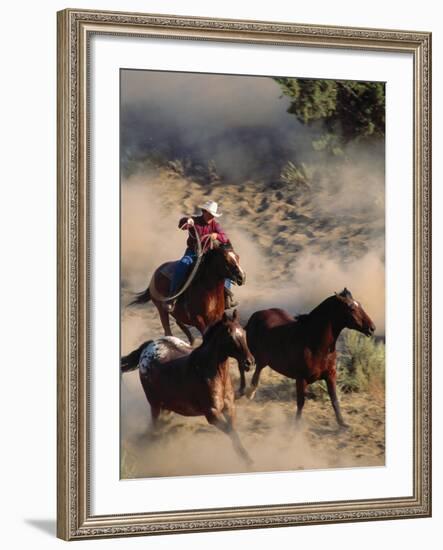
<box><xmin>121</xmin><ymin>340</ymin><xmax>152</xmax><ymax>373</ymax></box>
<box><xmin>129</xmin><ymin>286</ymin><xmax>151</xmax><ymax>306</ymax></box>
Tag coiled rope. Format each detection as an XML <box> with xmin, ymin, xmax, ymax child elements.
<box><xmin>148</xmin><ymin>225</ymin><xmax>213</xmax><ymax>302</ymax></box>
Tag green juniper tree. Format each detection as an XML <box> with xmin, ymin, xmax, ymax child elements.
<box><xmin>274</xmin><ymin>78</ymin><xmax>385</xmax><ymax>155</ymax></box>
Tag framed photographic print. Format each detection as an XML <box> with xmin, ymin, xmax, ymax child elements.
<box><xmin>57</xmin><ymin>8</ymin><xmax>431</xmax><ymax>540</ymax></box>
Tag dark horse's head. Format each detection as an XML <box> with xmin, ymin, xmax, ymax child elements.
<box><xmin>334</xmin><ymin>288</ymin><xmax>376</xmax><ymax>337</ymax></box>
<box><xmin>205</xmin><ymin>309</ymin><xmax>255</xmax><ymax>370</ymax></box>
<box><xmin>204</xmin><ymin>242</ymin><xmax>246</xmax><ymax>286</ymax></box>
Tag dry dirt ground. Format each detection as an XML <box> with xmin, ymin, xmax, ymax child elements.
<box><xmin>120</xmin><ymin>69</ymin><xmax>386</xmax><ymax>479</ymax></box>
<box><xmin>121</xmin><ymin>354</ymin><xmax>385</xmax><ymax>479</ymax></box>
<box><xmin>120</xmin><ymin>165</ymin><xmax>385</xmax><ymax>479</ymax></box>
<box><xmin>121</xmin><ymin>285</ymin><xmax>385</xmax><ymax>479</ymax></box>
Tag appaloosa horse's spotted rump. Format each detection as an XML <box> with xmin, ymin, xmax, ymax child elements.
<box><xmin>121</xmin><ymin>310</ymin><xmax>256</xmax><ymax>466</ymax></box>
<box><xmin>139</xmin><ymin>337</ymin><xmax>192</xmax><ymax>374</ymax></box>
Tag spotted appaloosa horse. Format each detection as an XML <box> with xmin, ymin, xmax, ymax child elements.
<box><xmin>121</xmin><ymin>310</ymin><xmax>255</xmax><ymax>465</ymax></box>
<box><xmin>244</xmin><ymin>288</ymin><xmax>376</xmax><ymax>429</ymax></box>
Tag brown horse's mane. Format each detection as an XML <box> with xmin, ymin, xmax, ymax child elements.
<box><xmin>188</xmin><ymin>318</ymin><xmax>229</xmax><ymax>375</ymax></box>
<box><xmin>193</xmin><ymin>241</ymin><xmax>234</xmax><ymax>283</ymax></box>
<box><xmin>296</xmin><ymin>290</ymin><xmax>354</xmax><ymax>351</ymax></box>
<box><xmin>307</xmin><ymin>295</ymin><xmax>338</xmax><ymax>318</ymax></box>
<box><xmin>307</xmin><ymin>289</ymin><xmax>352</xmax><ymax>320</ymax></box>
<box><xmin>291</xmin><ymin>296</ymin><xmax>335</xmax><ymax>325</ymax></box>
<box><xmin>201</xmin><ymin>318</ymin><xmax>225</xmax><ymax>343</ymax></box>
<box><xmin>288</xmin><ymin>291</ymin><xmax>353</xmax><ymax>349</ymax></box>
<box><xmin>294</xmin><ymin>313</ymin><xmax>310</xmax><ymax>324</ymax></box>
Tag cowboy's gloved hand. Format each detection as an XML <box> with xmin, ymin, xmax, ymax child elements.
<box><xmin>210</xmin><ymin>233</ymin><xmax>218</xmax><ymax>240</ymax></box>
<box><xmin>187</xmin><ymin>218</ymin><xmax>194</xmax><ymax>227</ymax></box>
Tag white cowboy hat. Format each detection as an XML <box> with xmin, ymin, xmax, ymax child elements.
<box><xmin>198</xmin><ymin>200</ymin><xmax>222</xmax><ymax>218</ymax></box>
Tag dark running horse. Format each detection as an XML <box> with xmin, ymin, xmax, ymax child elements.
<box><xmin>130</xmin><ymin>241</ymin><xmax>246</xmax><ymax>346</ymax></box>
<box><xmin>243</xmin><ymin>288</ymin><xmax>376</xmax><ymax>429</ymax></box>
<box><xmin>121</xmin><ymin>310</ymin><xmax>255</xmax><ymax>465</ymax></box>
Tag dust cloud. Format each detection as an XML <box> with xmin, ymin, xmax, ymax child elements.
<box><xmin>121</xmin><ymin>367</ymin><xmax>380</xmax><ymax>480</ymax></box>
<box><xmin>121</xmin><ymin>174</ymin><xmax>185</xmax><ymax>290</ymax></box>
<box><xmin>121</xmin><ymin>167</ymin><xmax>385</xmax><ymax>337</ymax></box>
<box><xmin>121</xmin><ymin>70</ymin><xmax>314</xmax><ymax>182</ymax></box>
<box><xmin>120</xmin><ymin>69</ymin><xmax>385</xmax><ymax>479</ymax></box>
<box><xmin>233</xmin><ymin>243</ymin><xmax>385</xmax><ymax>334</ymax></box>
<box><xmin>120</xmin><ymin>166</ymin><xmax>386</xmax><ymax>479</ymax></box>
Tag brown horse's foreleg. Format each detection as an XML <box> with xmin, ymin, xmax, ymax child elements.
<box><xmin>325</xmin><ymin>374</ymin><xmax>349</xmax><ymax>429</ymax></box>
<box><xmin>175</xmin><ymin>320</ymin><xmax>195</xmax><ymax>346</ymax></box>
<box><xmin>156</xmin><ymin>304</ymin><xmax>173</xmax><ymax>337</ymax></box>
<box><xmin>235</xmin><ymin>364</ymin><xmax>246</xmax><ymax>399</ymax></box>
<box><xmin>206</xmin><ymin>409</ymin><xmax>252</xmax><ymax>467</ymax></box>
<box><xmin>150</xmin><ymin>404</ymin><xmax>161</xmax><ymax>430</ymax></box>
<box><xmin>140</xmin><ymin>381</ymin><xmax>161</xmax><ymax>434</ymax></box>
<box><xmin>295</xmin><ymin>378</ymin><xmax>307</xmax><ymax>427</ymax></box>
<box><xmin>246</xmin><ymin>364</ymin><xmax>264</xmax><ymax>400</ymax></box>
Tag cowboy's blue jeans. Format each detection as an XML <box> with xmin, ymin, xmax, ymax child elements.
<box><xmin>170</xmin><ymin>249</ymin><xmax>197</xmax><ymax>295</ymax></box>
<box><xmin>170</xmin><ymin>248</ymin><xmax>232</xmax><ymax>295</ymax></box>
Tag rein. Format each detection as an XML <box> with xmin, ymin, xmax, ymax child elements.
<box><xmin>149</xmin><ymin>227</ymin><xmax>213</xmax><ymax>302</ymax></box>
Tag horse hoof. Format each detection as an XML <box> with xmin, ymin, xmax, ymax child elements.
<box><xmin>338</xmin><ymin>423</ymin><xmax>350</xmax><ymax>432</ymax></box>
<box><xmin>245</xmin><ymin>386</ymin><xmax>257</xmax><ymax>400</ymax></box>
<box><xmin>235</xmin><ymin>389</ymin><xmax>245</xmax><ymax>400</ymax></box>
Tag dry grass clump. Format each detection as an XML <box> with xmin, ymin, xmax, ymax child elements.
<box><xmin>337</xmin><ymin>332</ymin><xmax>385</xmax><ymax>393</ymax></box>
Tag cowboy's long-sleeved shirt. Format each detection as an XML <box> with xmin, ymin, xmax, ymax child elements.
<box><xmin>178</xmin><ymin>215</ymin><xmax>229</xmax><ymax>252</ymax></box>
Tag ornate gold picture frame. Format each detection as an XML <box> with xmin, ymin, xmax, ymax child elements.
<box><xmin>57</xmin><ymin>8</ymin><xmax>431</xmax><ymax>540</ymax></box>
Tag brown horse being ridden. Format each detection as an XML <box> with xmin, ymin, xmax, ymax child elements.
<box><xmin>129</xmin><ymin>201</ymin><xmax>246</xmax><ymax>347</ymax></box>
<box><xmin>243</xmin><ymin>288</ymin><xmax>376</xmax><ymax>429</ymax></box>
<box><xmin>130</xmin><ymin>238</ymin><xmax>246</xmax><ymax>345</ymax></box>
<box><xmin>121</xmin><ymin>310</ymin><xmax>255</xmax><ymax>466</ymax></box>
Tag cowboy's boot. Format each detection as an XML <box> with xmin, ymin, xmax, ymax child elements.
<box><xmin>224</xmin><ymin>287</ymin><xmax>238</xmax><ymax>309</ymax></box>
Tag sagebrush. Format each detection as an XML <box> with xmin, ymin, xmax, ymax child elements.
<box><xmin>337</xmin><ymin>331</ymin><xmax>385</xmax><ymax>393</ymax></box>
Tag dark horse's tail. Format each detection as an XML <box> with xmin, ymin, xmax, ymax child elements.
<box><xmin>129</xmin><ymin>286</ymin><xmax>151</xmax><ymax>306</ymax></box>
<box><xmin>121</xmin><ymin>340</ymin><xmax>152</xmax><ymax>373</ymax></box>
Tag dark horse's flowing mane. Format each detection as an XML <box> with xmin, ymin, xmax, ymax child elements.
<box><xmin>204</xmin><ymin>241</ymin><xmax>234</xmax><ymax>259</ymax></box>
<box><xmin>308</xmin><ymin>288</ymin><xmax>352</xmax><ymax>317</ymax></box>
<box><xmin>188</xmin><ymin>318</ymin><xmax>227</xmax><ymax>373</ymax></box>
<box><xmin>294</xmin><ymin>313</ymin><xmax>310</xmax><ymax>324</ymax></box>
<box><xmin>294</xmin><ymin>289</ymin><xmax>353</xmax><ymax>323</ymax></box>
<box><xmin>194</xmin><ymin>241</ymin><xmax>234</xmax><ymax>282</ymax></box>
<box><xmin>201</xmin><ymin>318</ymin><xmax>224</xmax><ymax>344</ymax></box>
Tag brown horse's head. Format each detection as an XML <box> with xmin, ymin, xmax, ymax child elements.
<box><xmin>206</xmin><ymin>243</ymin><xmax>246</xmax><ymax>286</ymax></box>
<box><xmin>219</xmin><ymin>309</ymin><xmax>255</xmax><ymax>370</ymax></box>
<box><xmin>334</xmin><ymin>288</ymin><xmax>376</xmax><ymax>337</ymax></box>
